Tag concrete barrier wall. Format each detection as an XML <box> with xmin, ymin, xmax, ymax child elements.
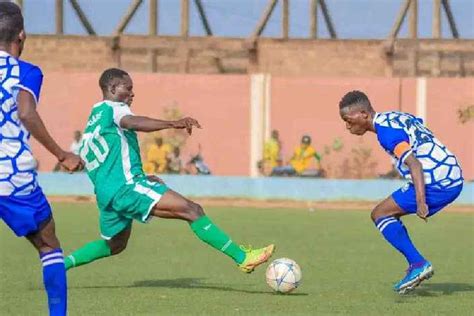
<box><xmin>23</xmin><ymin>36</ymin><xmax>474</xmax><ymax>77</ymax></box>
<box><xmin>32</xmin><ymin>72</ymin><xmax>474</xmax><ymax>179</ymax></box>
<box><xmin>38</xmin><ymin>173</ymin><xmax>474</xmax><ymax>205</ymax></box>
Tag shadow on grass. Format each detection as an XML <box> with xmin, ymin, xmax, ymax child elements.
<box><xmin>72</xmin><ymin>278</ymin><xmax>309</xmax><ymax>296</ymax></box>
<box><xmin>410</xmin><ymin>283</ymin><xmax>474</xmax><ymax>297</ymax></box>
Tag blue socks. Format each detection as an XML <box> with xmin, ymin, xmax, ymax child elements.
<box><xmin>374</xmin><ymin>216</ymin><xmax>425</xmax><ymax>265</ymax></box>
<box><xmin>40</xmin><ymin>248</ymin><xmax>67</xmax><ymax>316</ymax></box>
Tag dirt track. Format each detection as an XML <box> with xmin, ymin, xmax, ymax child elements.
<box><xmin>48</xmin><ymin>196</ymin><xmax>474</xmax><ymax>213</ymax></box>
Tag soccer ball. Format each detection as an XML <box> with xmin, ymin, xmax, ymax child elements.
<box><xmin>265</xmin><ymin>258</ymin><xmax>302</xmax><ymax>293</ymax></box>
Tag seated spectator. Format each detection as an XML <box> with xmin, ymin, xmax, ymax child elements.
<box><xmin>53</xmin><ymin>130</ymin><xmax>82</xmax><ymax>172</ymax></box>
<box><xmin>271</xmin><ymin>135</ymin><xmax>321</xmax><ymax>176</ymax></box>
<box><xmin>258</xmin><ymin>129</ymin><xmax>282</xmax><ymax>176</ymax></box>
<box><xmin>185</xmin><ymin>145</ymin><xmax>211</xmax><ymax>175</ymax></box>
<box><xmin>379</xmin><ymin>158</ymin><xmax>401</xmax><ymax>179</ymax></box>
<box><xmin>167</xmin><ymin>147</ymin><xmax>182</xmax><ymax>174</ymax></box>
<box><xmin>143</xmin><ymin>137</ymin><xmax>172</xmax><ymax>174</ymax></box>
<box><xmin>70</xmin><ymin>130</ymin><xmax>82</xmax><ymax>155</ymax></box>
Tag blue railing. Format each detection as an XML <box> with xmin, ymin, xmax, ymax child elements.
<box><xmin>37</xmin><ymin>173</ymin><xmax>473</xmax><ymax>205</ymax></box>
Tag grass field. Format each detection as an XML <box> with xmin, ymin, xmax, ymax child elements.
<box><xmin>1</xmin><ymin>202</ymin><xmax>473</xmax><ymax>315</ymax></box>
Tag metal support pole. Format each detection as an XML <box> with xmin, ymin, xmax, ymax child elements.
<box><xmin>149</xmin><ymin>0</ymin><xmax>158</xmax><ymax>36</ymax></box>
<box><xmin>388</xmin><ymin>0</ymin><xmax>411</xmax><ymax>39</ymax></box>
<box><xmin>319</xmin><ymin>0</ymin><xmax>336</xmax><ymax>38</ymax></box>
<box><xmin>56</xmin><ymin>0</ymin><xmax>63</xmax><ymax>35</ymax></box>
<box><xmin>282</xmin><ymin>0</ymin><xmax>289</xmax><ymax>39</ymax></box>
<box><xmin>442</xmin><ymin>0</ymin><xmax>459</xmax><ymax>38</ymax></box>
<box><xmin>181</xmin><ymin>0</ymin><xmax>190</xmax><ymax>38</ymax></box>
<box><xmin>310</xmin><ymin>0</ymin><xmax>318</xmax><ymax>38</ymax></box>
<box><xmin>251</xmin><ymin>0</ymin><xmax>278</xmax><ymax>38</ymax></box>
<box><xmin>195</xmin><ymin>0</ymin><xmax>213</xmax><ymax>36</ymax></box>
<box><xmin>114</xmin><ymin>0</ymin><xmax>144</xmax><ymax>35</ymax></box>
<box><xmin>409</xmin><ymin>0</ymin><xmax>417</xmax><ymax>39</ymax></box>
<box><xmin>69</xmin><ymin>0</ymin><xmax>96</xmax><ymax>35</ymax></box>
<box><xmin>433</xmin><ymin>0</ymin><xmax>442</xmax><ymax>38</ymax></box>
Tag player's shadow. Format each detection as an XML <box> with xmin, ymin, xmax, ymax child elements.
<box><xmin>412</xmin><ymin>283</ymin><xmax>474</xmax><ymax>297</ymax></box>
<box><xmin>132</xmin><ymin>278</ymin><xmax>308</xmax><ymax>296</ymax></box>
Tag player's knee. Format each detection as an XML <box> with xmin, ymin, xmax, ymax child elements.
<box><xmin>29</xmin><ymin>232</ymin><xmax>61</xmax><ymax>253</ymax></box>
<box><xmin>193</xmin><ymin>202</ymin><xmax>205</xmax><ymax>217</ymax></box>
<box><xmin>183</xmin><ymin>201</ymin><xmax>204</xmax><ymax>221</ymax></box>
<box><xmin>371</xmin><ymin>203</ymin><xmax>392</xmax><ymax>222</ymax></box>
<box><xmin>37</xmin><ymin>245</ymin><xmax>56</xmax><ymax>254</ymax></box>
<box><xmin>370</xmin><ymin>207</ymin><xmax>381</xmax><ymax>222</ymax></box>
<box><xmin>108</xmin><ymin>239</ymin><xmax>128</xmax><ymax>255</ymax></box>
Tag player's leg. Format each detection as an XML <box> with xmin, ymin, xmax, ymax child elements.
<box><xmin>64</xmin><ymin>226</ymin><xmax>131</xmax><ymax>270</ymax></box>
<box><xmin>271</xmin><ymin>165</ymin><xmax>295</xmax><ymax>176</ymax></box>
<box><xmin>371</xmin><ymin>196</ymin><xmax>426</xmax><ymax>265</ymax></box>
<box><xmin>0</xmin><ymin>188</ymin><xmax>67</xmax><ymax>316</ymax></box>
<box><xmin>152</xmin><ymin>190</ymin><xmax>274</xmax><ymax>273</ymax></box>
<box><xmin>107</xmin><ymin>225</ymin><xmax>132</xmax><ymax>255</ymax></box>
<box><xmin>26</xmin><ymin>217</ymin><xmax>67</xmax><ymax>316</ymax></box>
<box><xmin>373</xmin><ymin>187</ymin><xmax>433</xmax><ymax>293</ymax></box>
<box><xmin>64</xmin><ymin>221</ymin><xmax>132</xmax><ymax>271</ymax></box>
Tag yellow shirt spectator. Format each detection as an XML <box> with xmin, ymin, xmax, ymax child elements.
<box><xmin>290</xmin><ymin>145</ymin><xmax>317</xmax><ymax>174</ymax></box>
<box><xmin>144</xmin><ymin>138</ymin><xmax>172</xmax><ymax>174</ymax></box>
<box><xmin>263</xmin><ymin>138</ymin><xmax>280</xmax><ymax>169</ymax></box>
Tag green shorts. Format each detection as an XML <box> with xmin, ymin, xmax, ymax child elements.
<box><xmin>99</xmin><ymin>179</ymin><xmax>169</xmax><ymax>240</ymax></box>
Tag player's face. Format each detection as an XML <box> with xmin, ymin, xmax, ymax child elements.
<box><xmin>113</xmin><ymin>75</ymin><xmax>134</xmax><ymax>106</ymax></box>
<box><xmin>340</xmin><ymin>107</ymin><xmax>369</xmax><ymax>135</ymax></box>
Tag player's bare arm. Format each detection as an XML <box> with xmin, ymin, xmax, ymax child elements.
<box><xmin>120</xmin><ymin>115</ymin><xmax>201</xmax><ymax>134</ymax></box>
<box><xmin>147</xmin><ymin>174</ymin><xmax>165</xmax><ymax>184</ymax></box>
<box><xmin>17</xmin><ymin>90</ymin><xmax>83</xmax><ymax>172</ymax></box>
<box><xmin>404</xmin><ymin>154</ymin><xmax>428</xmax><ymax>221</ymax></box>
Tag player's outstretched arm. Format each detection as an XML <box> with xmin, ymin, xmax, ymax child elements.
<box><xmin>120</xmin><ymin>116</ymin><xmax>201</xmax><ymax>135</ymax></box>
<box><xmin>17</xmin><ymin>90</ymin><xmax>83</xmax><ymax>172</ymax></box>
<box><xmin>404</xmin><ymin>154</ymin><xmax>428</xmax><ymax>221</ymax></box>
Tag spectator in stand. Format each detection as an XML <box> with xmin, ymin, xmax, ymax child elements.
<box><xmin>258</xmin><ymin>129</ymin><xmax>281</xmax><ymax>176</ymax></box>
<box><xmin>70</xmin><ymin>130</ymin><xmax>82</xmax><ymax>155</ymax></box>
<box><xmin>167</xmin><ymin>147</ymin><xmax>182</xmax><ymax>174</ymax></box>
<box><xmin>53</xmin><ymin>130</ymin><xmax>82</xmax><ymax>171</ymax></box>
<box><xmin>143</xmin><ymin>137</ymin><xmax>172</xmax><ymax>174</ymax></box>
<box><xmin>271</xmin><ymin>135</ymin><xmax>322</xmax><ymax>176</ymax></box>
<box><xmin>185</xmin><ymin>144</ymin><xmax>211</xmax><ymax>175</ymax></box>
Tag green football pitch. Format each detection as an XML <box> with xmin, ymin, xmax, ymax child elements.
<box><xmin>1</xmin><ymin>203</ymin><xmax>473</xmax><ymax>315</ymax></box>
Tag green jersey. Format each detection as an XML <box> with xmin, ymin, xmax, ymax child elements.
<box><xmin>80</xmin><ymin>100</ymin><xmax>144</xmax><ymax>209</ymax></box>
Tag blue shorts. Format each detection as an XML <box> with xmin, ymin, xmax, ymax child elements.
<box><xmin>392</xmin><ymin>183</ymin><xmax>463</xmax><ymax>217</ymax></box>
<box><xmin>0</xmin><ymin>187</ymin><xmax>52</xmax><ymax>237</ymax></box>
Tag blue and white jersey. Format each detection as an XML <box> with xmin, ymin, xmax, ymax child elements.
<box><xmin>0</xmin><ymin>51</ymin><xmax>43</xmax><ymax>196</ymax></box>
<box><xmin>374</xmin><ymin>111</ymin><xmax>463</xmax><ymax>189</ymax></box>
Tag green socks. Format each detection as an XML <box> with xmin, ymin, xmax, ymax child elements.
<box><xmin>64</xmin><ymin>240</ymin><xmax>112</xmax><ymax>270</ymax></box>
<box><xmin>64</xmin><ymin>216</ymin><xmax>245</xmax><ymax>270</ymax></box>
<box><xmin>190</xmin><ymin>215</ymin><xmax>245</xmax><ymax>264</ymax></box>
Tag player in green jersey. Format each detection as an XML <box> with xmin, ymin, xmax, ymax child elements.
<box><xmin>64</xmin><ymin>68</ymin><xmax>274</xmax><ymax>274</ymax></box>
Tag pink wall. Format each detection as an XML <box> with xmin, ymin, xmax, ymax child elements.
<box><xmin>33</xmin><ymin>73</ymin><xmax>473</xmax><ymax>179</ymax></box>
<box><xmin>33</xmin><ymin>73</ymin><xmax>250</xmax><ymax>175</ymax></box>
<box><xmin>271</xmin><ymin>77</ymin><xmax>472</xmax><ymax>179</ymax></box>
<box><xmin>427</xmin><ymin>79</ymin><xmax>474</xmax><ymax>179</ymax></box>
<box><xmin>271</xmin><ymin>78</ymin><xmax>406</xmax><ymax>177</ymax></box>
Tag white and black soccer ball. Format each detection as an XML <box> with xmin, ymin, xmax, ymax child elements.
<box><xmin>265</xmin><ymin>258</ymin><xmax>302</xmax><ymax>293</ymax></box>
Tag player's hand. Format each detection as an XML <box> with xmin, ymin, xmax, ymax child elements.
<box><xmin>175</xmin><ymin>117</ymin><xmax>202</xmax><ymax>135</ymax></box>
<box><xmin>147</xmin><ymin>175</ymin><xmax>165</xmax><ymax>184</ymax></box>
<box><xmin>416</xmin><ymin>202</ymin><xmax>429</xmax><ymax>222</ymax></box>
<box><xmin>59</xmin><ymin>152</ymin><xmax>84</xmax><ymax>172</ymax></box>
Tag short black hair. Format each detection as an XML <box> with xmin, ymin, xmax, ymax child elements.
<box><xmin>99</xmin><ymin>68</ymin><xmax>129</xmax><ymax>92</ymax></box>
<box><xmin>339</xmin><ymin>90</ymin><xmax>373</xmax><ymax>111</ymax></box>
<box><xmin>301</xmin><ymin>135</ymin><xmax>311</xmax><ymax>144</ymax></box>
<box><xmin>0</xmin><ymin>2</ymin><xmax>24</xmax><ymax>43</ymax></box>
